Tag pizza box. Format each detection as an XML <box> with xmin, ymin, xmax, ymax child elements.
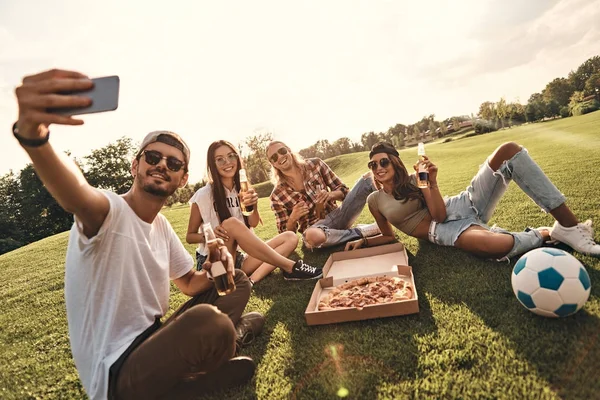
<box><xmin>305</xmin><ymin>242</ymin><xmax>419</xmax><ymax>326</ymax></box>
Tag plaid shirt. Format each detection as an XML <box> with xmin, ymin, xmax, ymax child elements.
<box><xmin>270</xmin><ymin>158</ymin><xmax>349</xmax><ymax>233</ymax></box>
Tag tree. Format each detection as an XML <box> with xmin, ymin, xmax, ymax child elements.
<box><xmin>545</xmin><ymin>100</ymin><xmax>560</xmax><ymax>118</ymax></box>
<box><xmin>243</xmin><ymin>132</ymin><xmax>273</xmax><ymax>184</ymax></box>
<box><xmin>16</xmin><ymin>164</ymin><xmax>74</xmax><ymax>244</ymax></box>
<box><xmin>584</xmin><ymin>72</ymin><xmax>600</xmax><ymax>98</ymax></box>
<box><xmin>478</xmin><ymin>101</ymin><xmax>495</xmax><ymax>123</ymax></box>
<box><xmin>331</xmin><ymin>137</ymin><xmax>352</xmax><ymax>156</ymax></box>
<box><xmin>387</xmin><ymin>124</ymin><xmax>407</xmax><ymax>148</ymax></box>
<box><xmin>568</xmin><ymin>55</ymin><xmax>600</xmax><ymax>92</ymax></box>
<box><xmin>452</xmin><ymin>117</ymin><xmax>461</xmax><ymax>132</ymax></box>
<box><xmin>542</xmin><ymin>77</ymin><xmax>574</xmax><ymax>107</ymax></box>
<box><xmin>0</xmin><ymin>172</ymin><xmax>24</xmax><ymax>254</ymax></box>
<box><xmin>496</xmin><ymin>98</ymin><xmax>507</xmax><ymax>128</ymax></box>
<box><xmin>360</xmin><ymin>132</ymin><xmax>379</xmax><ymax>151</ymax></box>
<box><xmin>568</xmin><ymin>91</ymin><xmax>586</xmax><ymax>113</ymax></box>
<box><xmin>84</xmin><ymin>137</ymin><xmax>136</xmax><ymax>194</ymax></box>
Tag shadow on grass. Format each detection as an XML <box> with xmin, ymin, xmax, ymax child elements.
<box><xmin>199</xmin><ymin>246</ymin><xmax>438</xmax><ymax>400</ymax></box>
<box><xmin>411</xmin><ymin>239</ymin><xmax>600</xmax><ymax>399</ymax></box>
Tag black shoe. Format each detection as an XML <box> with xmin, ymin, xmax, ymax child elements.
<box><xmin>235</xmin><ymin>312</ymin><xmax>265</xmax><ymax>355</ymax></box>
<box><xmin>282</xmin><ymin>260</ymin><xmax>323</xmax><ymax>281</ymax></box>
<box><xmin>175</xmin><ymin>357</ymin><xmax>255</xmax><ymax>397</ymax></box>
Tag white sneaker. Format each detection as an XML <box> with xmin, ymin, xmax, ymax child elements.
<box><xmin>551</xmin><ymin>219</ymin><xmax>600</xmax><ymax>257</ymax></box>
<box><xmin>357</xmin><ymin>223</ymin><xmax>381</xmax><ymax>238</ymax></box>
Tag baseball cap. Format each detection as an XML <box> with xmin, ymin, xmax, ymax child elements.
<box><xmin>137</xmin><ymin>131</ymin><xmax>191</xmax><ymax>165</ymax></box>
<box><xmin>369</xmin><ymin>142</ymin><xmax>399</xmax><ymax>159</ymax></box>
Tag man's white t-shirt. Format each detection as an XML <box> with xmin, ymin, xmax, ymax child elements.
<box><xmin>64</xmin><ymin>191</ymin><xmax>193</xmax><ymax>400</ymax></box>
<box><xmin>189</xmin><ymin>183</ymin><xmax>246</xmax><ymax>256</ymax></box>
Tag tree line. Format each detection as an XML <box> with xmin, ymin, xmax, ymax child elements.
<box><xmin>0</xmin><ymin>138</ymin><xmax>203</xmax><ymax>254</ymax></box>
<box><xmin>1</xmin><ymin>56</ymin><xmax>599</xmax><ymax>254</ymax></box>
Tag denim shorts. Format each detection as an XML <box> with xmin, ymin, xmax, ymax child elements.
<box><xmin>196</xmin><ymin>250</ymin><xmax>246</xmax><ymax>271</ymax></box>
<box><xmin>428</xmin><ymin>148</ymin><xmax>564</xmax><ymax>256</ymax></box>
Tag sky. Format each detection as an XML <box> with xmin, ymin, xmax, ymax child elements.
<box><xmin>1</xmin><ymin>0</ymin><xmax>599</xmax><ymax>183</ymax></box>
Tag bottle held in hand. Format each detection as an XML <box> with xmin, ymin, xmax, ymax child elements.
<box><xmin>314</xmin><ymin>183</ymin><xmax>326</xmax><ymax>220</ymax></box>
<box><xmin>203</xmin><ymin>223</ymin><xmax>236</xmax><ymax>296</ymax></box>
<box><xmin>239</xmin><ymin>168</ymin><xmax>254</xmax><ymax>216</ymax></box>
<box><xmin>416</xmin><ymin>142</ymin><xmax>429</xmax><ymax>188</ymax></box>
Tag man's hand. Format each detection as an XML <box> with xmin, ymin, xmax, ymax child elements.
<box><xmin>202</xmin><ymin>239</ymin><xmax>234</xmax><ymax>275</ymax></box>
<box><xmin>241</xmin><ymin>188</ymin><xmax>259</xmax><ymax>208</ymax></box>
<box><xmin>315</xmin><ymin>189</ymin><xmax>332</xmax><ymax>205</ymax></box>
<box><xmin>290</xmin><ymin>201</ymin><xmax>309</xmax><ymax>222</ymax></box>
<box><xmin>15</xmin><ymin>69</ymin><xmax>93</xmax><ymax>140</ymax></box>
<box><xmin>344</xmin><ymin>238</ymin><xmax>365</xmax><ymax>251</ymax></box>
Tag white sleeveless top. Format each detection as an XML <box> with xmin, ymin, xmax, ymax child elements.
<box><xmin>189</xmin><ymin>183</ymin><xmax>247</xmax><ymax>256</ymax></box>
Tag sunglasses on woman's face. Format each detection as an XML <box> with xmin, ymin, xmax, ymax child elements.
<box><xmin>368</xmin><ymin>158</ymin><xmax>391</xmax><ymax>170</ymax></box>
<box><xmin>215</xmin><ymin>152</ymin><xmax>239</xmax><ymax>167</ymax></box>
<box><xmin>269</xmin><ymin>147</ymin><xmax>288</xmax><ymax>163</ymax></box>
<box><xmin>142</xmin><ymin>150</ymin><xmax>185</xmax><ymax>172</ymax></box>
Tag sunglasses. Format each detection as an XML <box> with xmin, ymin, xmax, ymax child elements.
<box><xmin>368</xmin><ymin>158</ymin><xmax>391</xmax><ymax>170</ymax></box>
<box><xmin>269</xmin><ymin>147</ymin><xmax>288</xmax><ymax>163</ymax></box>
<box><xmin>141</xmin><ymin>150</ymin><xmax>185</xmax><ymax>172</ymax></box>
<box><xmin>215</xmin><ymin>152</ymin><xmax>239</xmax><ymax>167</ymax></box>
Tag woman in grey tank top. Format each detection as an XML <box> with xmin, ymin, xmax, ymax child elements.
<box><xmin>345</xmin><ymin>142</ymin><xmax>599</xmax><ymax>261</ymax></box>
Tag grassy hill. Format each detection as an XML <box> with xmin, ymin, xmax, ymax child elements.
<box><xmin>1</xmin><ymin>112</ymin><xmax>600</xmax><ymax>399</ymax></box>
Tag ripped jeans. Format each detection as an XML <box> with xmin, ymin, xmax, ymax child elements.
<box><xmin>304</xmin><ymin>173</ymin><xmax>376</xmax><ymax>248</ymax></box>
<box><xmin>428</xmin><ymin>147</ymin><xmax>566</xmax><ymax>260</ymax></box>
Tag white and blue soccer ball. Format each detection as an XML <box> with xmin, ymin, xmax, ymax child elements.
<box><xmin>511</xmin><ymin>248</ymin><xmax>591</xmax><ymax>317</ymax></box>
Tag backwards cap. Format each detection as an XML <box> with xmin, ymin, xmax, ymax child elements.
<box><xmin>137</xmin><ymin>131</ymin><xmax>191</xmax><ymax>165</ymax></box>
<box><xmin>369</xmin><ymin>142</ymin><xmax>399</xmax><ymax>159</ymax></box>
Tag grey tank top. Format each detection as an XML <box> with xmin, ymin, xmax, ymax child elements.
<box><xmin>367</xmin><ymin>177</ymin><xmax>430</xmax><ymax>235</ymax></box>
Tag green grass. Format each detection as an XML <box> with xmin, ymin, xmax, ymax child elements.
<box><xmin>2</xmin><ymin>112</ymin><xmax>600</xmax><ymax>399</ymax></box>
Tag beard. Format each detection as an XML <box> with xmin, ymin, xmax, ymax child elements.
<box><xmin>143</xmin><ymin>183</ymin><xmax>172</xmax><ymax>197</ymax></box>
<box><xmin>136</xmin><ymin>170</ymin><xmax>178</xmax><ymax>198</ymax></box>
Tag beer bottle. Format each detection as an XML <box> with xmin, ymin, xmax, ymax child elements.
<box><xmin>416</xmin><ymin>142</ymin><xmax>429</xmax><ymax>188</ymax></box>
<box><xmin>202</xmin><ymin>222</ymin><xmax>236</xmax><ymax>296</ymax></box>
<box><xmin>314</xmin><ymin>183</ymin><xmax>326</xmax><ymax>220</ymax></box>
<box><xmin>238</xmin><ymin>169</ymin><xmax>254</xmax><ymax>216</ymax></box>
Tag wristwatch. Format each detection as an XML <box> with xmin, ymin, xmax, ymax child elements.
<box><xmin>12</xmin><ymin>122</ymin><xmax>50</xmax><ymax>148</ymax></box>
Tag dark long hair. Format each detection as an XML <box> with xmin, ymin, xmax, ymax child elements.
<box><xmin>206</xmin><ymin>140</ymin><xmax>248</xmax><ymax>225</ymax></box>
<box><xmin>372</xmin><ymin>151</ymin><xmax>425</xmax><ymax>206</ymax></box>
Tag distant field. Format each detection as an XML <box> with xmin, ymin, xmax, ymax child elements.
<box><xmin>1</xmin><ymin>112</ymin><xmax>599</xmax><ymax>399</ymax></box>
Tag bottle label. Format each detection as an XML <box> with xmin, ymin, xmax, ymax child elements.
<box><xmin>209</xmin><ymin>261</ymin><xmax>227</xmax><ymax>277</ymax></box>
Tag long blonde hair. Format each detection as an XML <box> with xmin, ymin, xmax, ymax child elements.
<box><xmin>267</xmin><ymin>141</ymin><xmax>308</xmax><ymax>186</ymax></box>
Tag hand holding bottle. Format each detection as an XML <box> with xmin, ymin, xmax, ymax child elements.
<box><xmin>413</xmin><ymin>155</ymin><xmax>438</xmax><ymax>186</ymax></box>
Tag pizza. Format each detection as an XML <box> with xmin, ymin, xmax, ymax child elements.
<box><xmin>318</xmin><ymin>276</ymin><xmax>413</xmax><ymax>311</ymax></box>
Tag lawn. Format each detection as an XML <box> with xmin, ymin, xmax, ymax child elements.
<box><xmin>1</xmin><ymin>112</ymin><xmax>600</xmax><ymax>399</ymax></box>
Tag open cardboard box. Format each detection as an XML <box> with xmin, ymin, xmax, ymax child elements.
<box><xmin>305</xmin><ymin>242</ymin><xmax>418</xmax><ymax>325</ymax></box>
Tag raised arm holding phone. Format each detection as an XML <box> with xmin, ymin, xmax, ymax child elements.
<box><xmin>14</xmin><ymin>69</ymin><xmax>262</xmax><ymax>400</ymax></box>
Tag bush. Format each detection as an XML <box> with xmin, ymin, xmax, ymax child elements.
<box><xmin>464</xmin><ymin>131</ymin><xmax>483</xmax><ymax>139</ymax></box>
<box><xmin>572</xmin><ymin>99</ymin><xmax>600</xmax><ymax>116</ymax></box>
<box><xmin>560</xmin><ymin>106</ymin><xmax>570</xmax><ymax>118</ymax></box>
<box><xmin>254</xmin><ymin>181</ymin><xmax>275</xmax><ymax>198</ymax></box>
<box><xmin>474</xmin><ymin>121</ymin><xmax>497</xmax><ymax>134</ymax></box>
<box><xmin>0</xmin><ymin>238</ymin><xmax>23</xmax><ymax>255</ymax></box>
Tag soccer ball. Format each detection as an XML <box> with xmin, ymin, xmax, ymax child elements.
<box><xmin>511</xmin><ymin>248</ymin><xmax>591</xmax><ymax>317</ymax></box>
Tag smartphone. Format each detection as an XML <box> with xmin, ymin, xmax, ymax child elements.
<box><xmin>51</xmin><ymin>75</ymin><xmax>120</xmax><ymax>116</ymax></box>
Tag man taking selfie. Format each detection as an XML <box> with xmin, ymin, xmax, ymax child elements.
<box><xmin>13</xmin><ymin>69</ymin><xmax>263</xmax><ymax>399</ymax></box>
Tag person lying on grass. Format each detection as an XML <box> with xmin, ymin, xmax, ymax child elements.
<box><xmin>345</xmin><ymin>141</ymin><xmax>600</xmax><ymax>260</ymax></box>
<box><xmin>267</xmin><ymin>140</ymin><xmax>381</xmax><ymax>249</ymax></box>
<box><xmin>186</xmin><ymin>140</ymin><xmax>323</xmax><ymax>283</ymax></box>
<box><xmin>13</xmin><ymin>69</ymin><xmax>265</xmax><ymax>400</ymax></box>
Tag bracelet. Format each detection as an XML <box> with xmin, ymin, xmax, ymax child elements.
<box><xmin>429</xmin><ymin>184</ymin><xmax>439</xmax><ymax>190</ymax></box>
<box><xmin>12</xmin><ymin>122</ymin><xmax>50</xmax><ymax>148</ymax></box>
